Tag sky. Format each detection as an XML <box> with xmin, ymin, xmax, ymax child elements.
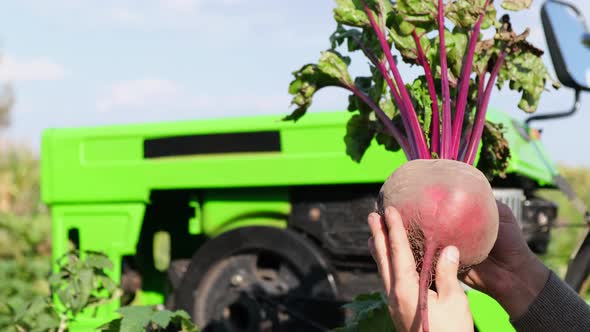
<box><xmin>0</xmin><ymin>0</ymin><xmax>590</xmax><ymax>165</ymax></box>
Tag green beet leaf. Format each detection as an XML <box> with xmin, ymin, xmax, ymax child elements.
<box><xmin>286</xmin><ymin>51</ymin><xmax>354</xmax><ymax>121</ymax></box>
<box><xmin>476</xmin><ymin>121</ymin><xmax>511</xmax><ymax>180</ymax></box>
<box><xmin>446</xmin><ymin>0</ymin><xmax>497</xmax><ymax>29</ymax></box>
<box><xmin>334</xmin><ymin>0</ymin><xmax>370</xmax><ymax>28</ymax></box>
<box><xmin>396</xmin><ymin>0</ymin><xmax>436</xmax><ymax>24</ymax></box>
<box><xmin>345</xmin><ymin>114</ymin><xmax>376</xmax><ymax>162</ymax></box>
<box><xmin>286</xmin><ymin>0</ymin><xmax>552</xmax><ymax>172</ymax></box>
<box><xmin>501</xmin><ymin>0</ymin><xmax>533</xmax><ymax>11</ymax></box>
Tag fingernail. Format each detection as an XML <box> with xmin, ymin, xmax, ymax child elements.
<box><xmin>444</xmin><ymin>246</ymin><xmax>460</xmax><ymax>264</ymax></box>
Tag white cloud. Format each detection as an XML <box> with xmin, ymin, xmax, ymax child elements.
<box><xmin>162</xmin><ymin>0</ymin><xmax>200</xmax><ymax>12</ymax></box>
<box><xmin>0</xmin><ymin>55</ymin><xmax>66</xmax><ymax>82</ymax></box>
<box><xmin>96</xmin><ymin>78</ymin><xmax>291</xmax><ymax>114</ymax></box>
<box><xmin>103</xmin><ymin>2</ymin><xmax>210</xmax><ymax>31</ymax></box>
<box><xmin>97</xmin><ymin>79</ymin><xmax>184</xmax><ymax>112</ymax></box>
<box><xmin>99</xmin><ymin>0</ymin><xmax>284</xmax><ymax>34</ymax></box>
<box><xmin>18</xmin><ymin>0</ymin><xmax>300</xmax><ymax>49</ymax></box>
<box><xmin>108</xmin><ymin>7</ymin><xmax>145</xmax><ymax>26</ymax></box>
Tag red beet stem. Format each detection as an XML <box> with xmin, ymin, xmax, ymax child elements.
<box><xmin>362</xmin><ymin>0</ymin><xmax>430</xmax><ymax>159</ymax></box>
<box><xmin>464</xmin><ymin>52</ymin><xmax>506</xmax><ymax>164</ymax></box>
<box><xmin>419</xmin><ymin>243</ymin><xmax>437</xmax><ymax>332</ymax></box>
<box><xmin>437</xmin><ymin>0</ymin><xmax>452</xmax><ymax>159</ymax></box>
<box><xmin>411</xmin><ymin>30</ymin><xmax>440</xmax><ymax>157</ymax></box>
<box><xmin>450</xmin><ymin>0</ymin><xmax>490</xmax><ymax>158</ymax></box>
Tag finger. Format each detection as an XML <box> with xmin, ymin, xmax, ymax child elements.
<box><xmin>368</xmin><ymin>237</ymin><xmax>386</xmax><ymax>283</ymax></box>
<box><xmin>368</xmin><ymin>212</ymin><xmax>393</xmax><ymax>294</ymax></box>
<box><xmin>368</xmin><ymin>236</ymin><xmax>378</xmax><ymax>267</ymax></box>
<box><xmin>435</xmin><ymin>246</ymin><xmax>464</xmax><ymax>300</ymax></box>
<box><xmin>384</xmin><ymin>207</ymin><xmax>418</xmax><ymax>284</ymax></box>
<box><xmin>459</xmin><ymin>264</ymin><xmax>493</xmax><ymax>294</ymax></box>
<box><xmin>368</xmin><ymin>236</ymin><xmax>376</xmax><ymax>259</ymax></box>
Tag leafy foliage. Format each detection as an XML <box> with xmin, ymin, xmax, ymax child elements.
<box><xmin>1</xmin><ymin>251</ymin><xmax>120</xmax><ymax>332</ymax></box>
<box><xmin>1</xmin><ymin>250</ymin><xmax>200</xmax><ymax>332</ymax></box>
<box><xmin>540</xmin><ymin>167</ymin><xmax>590</xmax><ymax>283</ymax></box>
<box><xmin>446</xmin><ymin>0</ymin><xmax>497</xmax><ymax>29</ymax></box>
<box><xmin>476</xmin><ymin>121</ymin><xmax>511</xmax><ymax>180</ymax></box>
<box><xmin>333</xmin><ymin>293</ymin><xmax>395</xmax><ymax>332</ymax></box>
<box><xmin>501</xmin><ymin>0</ymin><xmax>532</xmax><ymax>11</ymax></box>
<box><xmin>0</xmin><ymin>144</ymin><xmax>200</xmax><ymax>332</ymax></box>
<box><xmin>345</xmin><ymin>114</ymin><xmax>376</xmax><ymax>162</ymax></box>
<box><xmin>0</xmin><ymin>143</ymin><xmax>52</xmax><ymax>330</ymax></box>
<box><xmin>49</xmin><ymin>251</ymin><xmax>120</xmax><ymax>316</ymax></box>
<box><xmin>100</xmin><ymin>306</ymin><xmax>199</xmax><ymax>332</ymax></box>
<box><xmin>0</xmin><ymin>142</ymin><xmax>44</xmax><ymax>216</ymax></box>
<box><xmin>286</xmin><ymin>0</ymin><xmax>554</xmax><ymax>174</ymax></box>
<box><xmin>0</xmin><ymin>213</ymin><xmax>53</xmax><ymax>328</ymax></box>
<box><xmin>3</xmin><ymin>297</ymin><xmax>61</xmax><ymax>332</ymax></box>
<box><xmin>286</xmin><ymin>51</ymin><xmax>353</xmax><ymax>121</ymax></box>
<box><xmin>484</xmin><ymin>15</ymin><xmax>557</xmax><ymax>113</ymax></box>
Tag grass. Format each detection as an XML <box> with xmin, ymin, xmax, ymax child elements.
<box><xmin>0</xmin><ymin>214</ymin><xmax>52</xmax><ymax>316</ymax></box>
<box><xmin>0</xmin><ymin>143</ymin><xmax>50</xmax><ymax>323</ymax></box>
<box><xmin>538</xmin><ymin>166</ymin><xmax>590</xmax><ymax>299</ymax></box>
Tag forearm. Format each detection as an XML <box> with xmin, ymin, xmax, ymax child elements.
<box><xmin>484</xmin><ymin>252</ymin><xmax>590</xmax><ymax>331</ymax></box>
<box><xmin>490</xmin><ymin>254</ymin><xmax>550</xmax><ymax>319</ymax></box>
<box><xmin>510</xmin><ymin>270</ymin><xmax>590</xmax><ymax>332</ymax></box>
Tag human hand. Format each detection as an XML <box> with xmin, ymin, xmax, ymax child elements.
<box><xmin>460</xmin><ymin>201</ymin><xmax>550</xmax><ymax>319</ymax></box>
<box><xmin>368</xmin><ymin>207</ymin><xmax>474</xmax><ymax>332</ymax></box>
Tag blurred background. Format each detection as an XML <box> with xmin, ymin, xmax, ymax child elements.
<box><xmin>1</xmin><ymin>0</ymin><xmax>590</xmax><ymax>313</ymax></box>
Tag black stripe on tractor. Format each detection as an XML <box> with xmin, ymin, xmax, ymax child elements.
<box><xmin>144</xmin><ymin>131</ymin><xmax>281</xmax><ymax>158</ymax></box>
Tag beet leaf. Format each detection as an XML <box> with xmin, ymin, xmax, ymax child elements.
<box><xmin>286</xmin><ymin>0</ymin><xmax>555</xmax><ymax>177</ymax></box>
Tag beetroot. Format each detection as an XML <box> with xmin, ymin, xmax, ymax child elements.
<box><xmin>378</xmin><ymin>159</ymin><xmax>499</xmax><ymax>331</ymax></box>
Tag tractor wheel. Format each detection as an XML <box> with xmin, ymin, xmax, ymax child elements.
<box><xmin>173</xmin><ymin>226</ymin><xmax>344</xmax><ymax>332</ymax></box>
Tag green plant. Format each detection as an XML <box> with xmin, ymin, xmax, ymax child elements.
<box><xmin>334</xmin><ymin>293</ymin><xmax>394</xmax><ymax>332</ymax></box>
<box><xmin>0</xmin><ymin>142</ymin><xmax>44</xmax><ymax>216</ymax></box>
<box><xmin>0</xmin><ymin>213</ymin><xmax>52</xmax><ymax>321</ymax></box>
<box><xmin>1</xmin><ymin>251</ymin><xmax>119</xmax><ymax>332</ymax></box>
<box><xmin>539</xmin><ymin>166</ymin><xmax>590</xmax><ymax>299</ymax></box>
<box><xmin>1</xmin><ymin>251</ymin><xmax>199</xmax><ymax>332</ymax></box>
<box><xmin>286</xmin><ymin>0</ymin><xmax>553</xmax><ymax>173</ymax></box>
<box><xmin>99</xmin><ymin>306</ymin><xmax>199</xmax><ymax>332</ymax></box>
<box><xmin>287</xmin><ymin>0</ymin><xmax>553</xmax><ymax>329</ymax></box>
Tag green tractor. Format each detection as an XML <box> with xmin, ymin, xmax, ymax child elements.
<box><xmin>41</xmin><ymin>1</ymin><xmax>590</xmax><ymax>331</ymax></box>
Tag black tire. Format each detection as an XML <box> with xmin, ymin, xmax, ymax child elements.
<box><xmin>564</xmin><ymin>229</ymin><xmax>590</xmax><ymax>293</ymax></box>
<box><xmin>173</xmin><ymin>226</ymin><xmax>344</xmax><ymax>332</ymax></box>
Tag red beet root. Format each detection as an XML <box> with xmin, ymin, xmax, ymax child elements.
<box><xmin>378</xmin><ymin>159</ymin><xmax>499</xmax><ymax>331</ymax></box>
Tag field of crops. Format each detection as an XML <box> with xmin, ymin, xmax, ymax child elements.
<box><xmin>0</xmin><ymin>144</ymin><xmax>589</xmax><ymax>330</ymax></box>
<box><xmin>0</xmin><ymin>143</ymin><xmax>47</xmax><ymax>299</ymax></box>
<box><xmin>0</xmin><ymin>144</ymin><xmax>199</xmax><ymax>331</ymax></box>
<box><xmin>539</xmin><ymin>166</ymin><xmax>590</xmax><ymax>291</ymax></box>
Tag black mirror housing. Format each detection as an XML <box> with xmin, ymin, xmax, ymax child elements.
<box><xmin>542</xmin><ymin>0</ymin><xmax>590</xmax><ymax>91</ymax></box>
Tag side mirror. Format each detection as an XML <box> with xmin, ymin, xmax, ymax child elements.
<box><xmin>541</xmin><ymin>0</ymin><xmax>590</xmax><ymax>91</ymax></box>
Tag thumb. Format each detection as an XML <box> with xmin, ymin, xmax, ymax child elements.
<box><xmin>435</xmin><ymin>246</ymin><xmax>463</xmax><ymax>300</ymax></box>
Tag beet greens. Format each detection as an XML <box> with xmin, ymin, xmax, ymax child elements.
<box><xmin>287</xmin><ymin>0</ymin><xmax>555</xmax><ymax>175</ymax></box>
